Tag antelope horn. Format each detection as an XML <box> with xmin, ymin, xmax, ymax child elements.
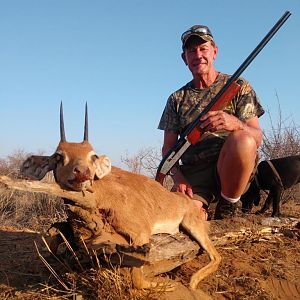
<box><xmin>60</xmin><ymin>101</ymin><xmax>66</xmax><ymax>142</ymax></box>
<box><xmin>83</xmin><ymin>102</ymin><xmax>88</xmax><ymax>141</ymax></box>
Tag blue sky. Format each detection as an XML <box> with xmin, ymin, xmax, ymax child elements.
<box><xmin>0</xmin><ymin>0</ymin><xmax>299</xmax><ymax>166</ymax></box>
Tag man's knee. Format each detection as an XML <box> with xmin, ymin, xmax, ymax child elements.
<box><xmin>223</xmin><ymin>131</ymin><xmax>257</xmax><ymax>156</ymax></box>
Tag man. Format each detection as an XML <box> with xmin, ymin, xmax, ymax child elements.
<box><xmin>158</xmin><ymin>25</ymin><xmax>264</xmax><ymax>220</ymax></box>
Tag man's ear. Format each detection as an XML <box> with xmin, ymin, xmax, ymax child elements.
<box><xmin>213</xmin><ymin>45</ymin><xmax>218</xmax><ymax>60</ymax></box>
<box><xmin>181</xmin><ymin>52</ymin><xmax>187</xmax><ymax>65</ymax></box>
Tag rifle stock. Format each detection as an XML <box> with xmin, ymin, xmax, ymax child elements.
<box><xmin>155</xmin><ymin>11</ymin><xmax>291</xmax><ymax>185</ymax></box>
<box><xmin>155</xmin><ymin>80</ymin><xmax>241</xmax><ymax>185</ymax></box>
<box><xmin>187</xmin><ymin>81</ymin><xmax>241</xmax><ymax>145</ymax></box>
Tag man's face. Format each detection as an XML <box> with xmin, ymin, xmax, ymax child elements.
<box><xmin>183</xmin><ymin>37</ymin><xmax>218</xmax><ymax>77</ymax></box>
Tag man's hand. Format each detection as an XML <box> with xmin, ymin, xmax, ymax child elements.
<box><xmin>172</xmin><ymin>170</ymin><xmax>194</xmax><ymax>199</ymax></box>
<box><xmin>200</xmin><ymin>110</ymin><xmax>243</xmax><ymax>132</ymax></box>
<box><xmin>176</xmin><ymin>182</ymin><xmax>193</xmax><ymax>198</ymax></box>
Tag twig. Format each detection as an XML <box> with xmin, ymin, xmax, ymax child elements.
<box><xmin>34</xmin><ymin>241</ymin><xmax>69</xmax><ymax>291</ymax></box>
<box><xmin>59</xmin><ymin>232</ymin><xmax>84</xmax><ymax>272</ymax></box>
<box><xmin>41</xmin><ymin>235</ymin><xmax>73</xmax><ymax>273</ymax></box>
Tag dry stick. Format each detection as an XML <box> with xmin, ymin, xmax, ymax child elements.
<box><xmin>0</xmin><ymin>175</ymin><xmax>97</xmax><ymax>209</ymax></box>
<box><xmin>36</xmin><ymin>284</ymin><xmax>69</xmax><ymax>296</ymax></box>
<box><xmin>34</xmin><ymin>241</ymin><xmax>70</xmax><ymax>291</ymax></box>
<box><xmin>80</xmin><ymin>236</ymin><xmax>96</xmax><ymax>269</ymax></box>
<box><xmin>58</xmin><ymin>232</ymin><xmax>84</xmax><ymax>272</ymax></box>
<box><xmin>92</xmin><ymin>249</ymin><xmax>101</xmax><ymax>269</ymax></box>
<box><xmin>41</xmin><ymin>235</ymin><xmax>73</xmax><ymax>273</ymax></box>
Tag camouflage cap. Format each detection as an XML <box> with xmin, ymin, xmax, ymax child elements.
<box><xmin>181</xmin><ymin>25</ymin><xmax>215</xmax><ymax>49</ymax></box>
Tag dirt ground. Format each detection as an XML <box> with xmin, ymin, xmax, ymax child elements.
<box><xmin>0</xmin><ymin>201</ymin><xmax>299</xmax><ymax>300</ymax></box>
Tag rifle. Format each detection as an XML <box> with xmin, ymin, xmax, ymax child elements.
<box><xmin>155</xmin><ymin>11</ymin><xmax>291</xmax><ymax>185</ymax></box>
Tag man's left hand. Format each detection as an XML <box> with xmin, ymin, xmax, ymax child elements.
<box><xmin>200</xmin><ymin>110</ymin><xmax>243</xmax><ymax>132</ymax></box>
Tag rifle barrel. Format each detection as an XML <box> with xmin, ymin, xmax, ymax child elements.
<box><xmin>186</xmin><ymin>10</ymin><xmax>291</xmax><ymax>136</ymax></box>
<box><xmin>232</xmin><ymin>11</ymin><xmax>291</xmax><ymax>80</ymax></box>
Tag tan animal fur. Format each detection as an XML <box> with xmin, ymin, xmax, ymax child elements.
<box><xmin>20</xmin><ymin>104</ymin><xmax>221</xmax><ymax>290</ymax></box>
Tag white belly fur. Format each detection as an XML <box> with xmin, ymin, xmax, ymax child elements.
<box><xmin>151</xmin><ymin>218</ymin><xmax>182</xmax><ymax>235</ymax></box>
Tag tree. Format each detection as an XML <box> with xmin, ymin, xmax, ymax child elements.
<box><xmin>260</xmin><ymin>94</ymin><xmax>300</xmax><ymax>159</ymax></box>
<box><xmin>120</xmin><ymin>146</ymin><xmax>161</xmax><ymax>178</ymax></box>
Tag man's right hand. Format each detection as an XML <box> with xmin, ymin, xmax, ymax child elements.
<box><xmin>172</xmin><ymin>170</ymin><xmax>194</xmax><ymax>199</ymax></box>
<box><xmin>176</xmin><ymin>182</ymin><xmax>194</xmax><ymax>198</ymax></box>
<box><xmin>162</xmin><ymin>130</ymin><xmax>194</xmax><ymax>199</ymax></box>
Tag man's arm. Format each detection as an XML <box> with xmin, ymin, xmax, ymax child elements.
<box><xmin>239</xmin><ymin>116</ymin><xmax>262</xmax><ymax>147</ymax></box>
<box><xmin>200</xmin><ymin>112</ymin><xmax>262</xmax><ymax>147</ymax></box>
<box><xmin>162</xmin><ymin>131</ymin><xmax>194</xmax><ymax>198</ymax></box>
<box><xmin>162</xmin><ymin>130</ymin><xmax>177</xmax><ymax>157</ymax></box>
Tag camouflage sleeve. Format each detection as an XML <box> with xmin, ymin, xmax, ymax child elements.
<box><xmin>233</xmin><ymin>78</ymin><xmax>265</xmax><ymax>121</ymax></box>
<box><xmin>157</xmin><ymin>94</ymin><xmax>180</xmax><ymax>133</ymax></box>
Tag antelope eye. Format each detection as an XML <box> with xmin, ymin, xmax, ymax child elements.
<box><xmin>54</xmin><ymin>152</ymin><xmax>65</xmax><ymax>163</ymax></box>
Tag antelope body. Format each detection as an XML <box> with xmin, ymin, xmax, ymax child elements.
<box><xmin>21</xmin><ymin>104</ymin><xmax>221</xmax><ymax>290</ymax></box>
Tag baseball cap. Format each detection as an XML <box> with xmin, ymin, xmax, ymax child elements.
<box><xmin>181</xmin><ymin>25</ymin><xmax>215</xmax><ymax>49</ymax></box>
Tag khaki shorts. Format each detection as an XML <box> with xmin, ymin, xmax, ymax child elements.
<box><xmin>180</xmin><ymin>155</ymin><xmax>259</xmax><ymax>207</ymax></box>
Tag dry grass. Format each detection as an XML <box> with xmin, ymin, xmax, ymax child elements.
<box><xmin>0</xmin><ymin>150</ymin><xmax>67</xmax><ymax>231</ymax></box>
<box><xmin>0</xmin><ymin>158</ymin><xmax>165</xmax><ymax>299</ymax></box>
<box><xmin>0</xmin><ymin>183</ymin><xmax>162</xmax><ymax>299</ymax></box>
<box><xmin>0</xmin><ymin>187</ymin><xmax>67</xmax><ymax>231</ymax></box>
<box><xmin>1</xmin><ymin>176</ymin><xmax>298</xmax><ymax>300</ymax></box>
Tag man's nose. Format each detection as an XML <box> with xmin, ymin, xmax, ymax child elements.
<box><xmin>194</xmin><ymin>48</ymin><xmax>203</xmax><ymax>57</ymax></box>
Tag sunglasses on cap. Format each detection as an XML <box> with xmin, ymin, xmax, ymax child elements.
<box><xmin>181</xmin><ymin>25</ymin><xmax>213</xmax><ymax>43</ymax></box>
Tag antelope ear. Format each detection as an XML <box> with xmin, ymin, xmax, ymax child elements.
<box><xmin>21</xmin><ymin>154</ymin><xmax>59</xmax><ymax>180</ymax></box>
<box><xmin>94</xmin><ymin>155</ymin><xmax>111</xmax><ymax>179</ymax></box>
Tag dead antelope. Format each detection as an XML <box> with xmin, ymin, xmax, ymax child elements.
<box><xmin>21</xmin><ymin>103</ymin><xmax>221</xmax><ymax>290</ymax></box>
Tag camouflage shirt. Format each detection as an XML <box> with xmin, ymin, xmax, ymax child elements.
<box><xmin>158</xmin><ymin>73</ymin><xmax>265</xmax><ymax>165</ymax></box>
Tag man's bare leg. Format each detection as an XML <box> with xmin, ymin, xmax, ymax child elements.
<box><xmin>215</xmin><ymin>131</ymin><xmax>257</xmax><ymax>219</ymax></box>
<box><xmin>218</xmin><ymin>131</ymin><xmax>257</xmax><ymax>197</ymax></box>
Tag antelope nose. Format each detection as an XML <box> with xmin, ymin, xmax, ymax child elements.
<box><xmin>73</xmin><ymin>167</ymin><xmax>91</xmax><ymax>182</ymax></box>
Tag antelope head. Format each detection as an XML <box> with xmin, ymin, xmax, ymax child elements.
<box><xmin>21</xmin><ymin>103</ymin><xmax>111</xmax><ymax>192</ymax></box>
